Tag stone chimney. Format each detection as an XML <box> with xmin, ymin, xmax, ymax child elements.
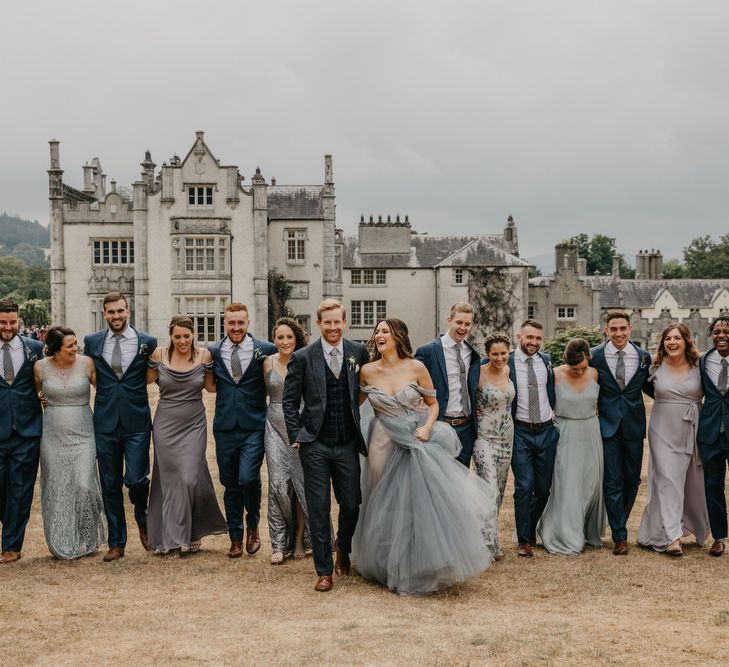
<box><xmin>359</xmin><ymin>216</ymin><xmax>412</xmax><ymax>254</ymax></box>
<box><xmin>636</xmin><ymin>249</ymin><xmax>663</xmax><ymax>279</ymax></box>
<box><xmin>577</xmin><ymin>257</ymin><xmax>587</xmax><ymax>276</ymax></box>
<box><xmin>504</xmin><ymin>215</ymin><xmax>519</xmax><ymax>256</ymax></box>
<box><xmin>612</xmin><ymin>255</ymin><xmax>621</xmax><ymax>278</ymax></box>
<box><xmin>140</xmin><ymin>150</ymin><xmax>156</xmax><ymax>190</ymax></box>
<box><xmin>555</xmin><ymin>243</ymin><xmax>577</xmax><ymax>273</ymax></box>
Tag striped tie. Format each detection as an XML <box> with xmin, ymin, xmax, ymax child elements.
<box><xmin>111</xmin><ymin>334</ymin><xmax>123</xmax><ymax>379</ymax></box>
<box><xmin>231</xmin><ymin>344</ymin><xmax>242</xmax><ymax>382</ymax></box>
<box><xmin>526</xmin><ymin>357</ymin><xmax>540</xmax><ymax>423</ymax></box>
<box><xmin>454</xmin><ymin>343</ymin><xmax>471</xmax><ymax>417</ymax></box>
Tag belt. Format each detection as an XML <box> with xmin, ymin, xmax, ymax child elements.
<box><xmin>442</xmin><ymin>415</ymin><xmax>470</xmax><ymax>427</ymax></box>
<box><xmin>515</xmin><ymin>419</ymin><xmax>554</xmax><ymax>430</ymax></box>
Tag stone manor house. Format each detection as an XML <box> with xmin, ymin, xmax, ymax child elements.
<box><xmin>47</xmin><ymin>132</ymin><xmax>530</xmax><ymax>349</ymax></box>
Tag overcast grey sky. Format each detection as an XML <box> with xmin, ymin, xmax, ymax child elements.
<box><xmin>1</xmin><ymin>0</ymin><xmax>727</xmax><ymax>261</ymax></box>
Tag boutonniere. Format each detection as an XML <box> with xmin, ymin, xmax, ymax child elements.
<box><xmin>253</xmin><ymin>347</ymin><xmax>265</xmax><ymax>361</ymax></box>
<box><xmin>139</xmin><ymin>343</ymin><xmax>149</xmax><ymax>356</ymax></box>
<box><xmin>24</xmin><ymin>345</ymin><xmax>38</xmax><ymax>363</ymax></box>
<box><xmin>640</xmin><ymin>355</ymin><xmax>649</xmax><ymax>369</ymax></box>
<box><xmin>347</xmin><ymin>355</ymin><xmax>359</xmax><ymax>373</ymax></box>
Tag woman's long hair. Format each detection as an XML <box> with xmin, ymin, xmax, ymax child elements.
<box><xmin>653</xmin><ymin>323</ymin><xmax>699</xmax><ymax>368</ymax></box>
<box><xmin>367</xmin><ymin>318</ymin><xmax>412</xmax><ymax>361</ymax></box>
<box><xmin>167</xmin><ymin>315</ymin><xmax>197</xmax><ymax>362</ymax></box>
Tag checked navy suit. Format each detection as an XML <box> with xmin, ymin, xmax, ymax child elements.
<box><xmin>209</xmin><ymin>334</ymin><xmax>276</xmax><ymax>541</ymax></box>
<box><xmin>84</xmin><ymin>327</ymin><xmax>157</xmax><ymax>549</ymax></box>
<box><xmin>282</xmin><ymin>337</ymin><xmax>369</xmax><ymax>576</ymax></box>
<box><xmin>0</xmin><ymin>335</ymin><xmax>43</xmax><ymax>553</ymax></box>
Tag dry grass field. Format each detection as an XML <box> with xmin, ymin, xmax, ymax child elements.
<box><xmin>3</xmin><ymin>390</ymin><xmax>729</xmax><ymax>666</ymax></box>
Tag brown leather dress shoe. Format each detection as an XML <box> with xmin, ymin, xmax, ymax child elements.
<box><xmin>245</xmin><ymin>529</ymin><xmax>261</xmax><ymax>555</ymax></box>
<box><xmin>227</xmin><ymin>539</ymin><xmax>243</xmax><ymax>558</ymax></box>
<box><xmin>314</xmin><ymin>575</ymin><xmax>333</xmax><ymax>592</ymax></box>
<box><xmin>334</xmin><ymin>546</ymin><xmax>351</xmax><ymax>575</ymax></box>
<box><xmin>138</xmin><ymin>524</ymin><xmax>151</xmax><ymax>552</ymax></box>
<box><xmin>103</xmin><ymin>547</ymin><xmax>125</xmax><ymax>562</ymax></box>
<box><xmin>613</xmin><ymin>540</ymin><xmax>628</xmax><ymax>556</ymax></box>
<box><xmin>517</xmin><ymin>543</ymin><xmax>533</xmax><ymax>558</ymax></box>
<box><xmin>0</xmin><ymin>550</ymin><xmax>21</xmax><ymax>564</ymax></box>
<box><xmin>710</xmin><ymin>540</ymin><xmax>726</xmax><ymax>557</ymax></box>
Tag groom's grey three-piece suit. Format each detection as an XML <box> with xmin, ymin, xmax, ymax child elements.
<box><xmin>282</xmin><ymin>338</ymin><xmax>369</xmax><ymax>576</ymax></box>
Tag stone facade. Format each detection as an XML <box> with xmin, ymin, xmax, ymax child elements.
<box><xmin>341</xmin><ymin>216</ymin><xmax>530</xmax><ymax>350</ymax></box>
<box><xmin>529</xmin><ymin>245</ymin><xmax>729</xmax><ymax>351</ymax></box>
<box><xmin>47</xmin><ymin>132</ymin><xmax>340</xmax><ymax>343</ymax></box>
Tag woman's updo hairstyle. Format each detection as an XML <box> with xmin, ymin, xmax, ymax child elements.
<box><xmin>484</xmin><ymin>333</ymin><xmax>511</xmax><ymax>355</ymax></box>
<box><xmin>44</xmin><ymin>325</ymin><xmax>76</xmax><ymax>357</ymax></box>
<box><xmin>563</xmin><ymin>338</ymin><xmax>591</xmax><ymax>366</ymax></box>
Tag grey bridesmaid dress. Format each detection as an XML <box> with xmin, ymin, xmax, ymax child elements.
<box><xmin>637</xmin><ymin>364</ymin><xmax>710</xmax><ymax>551</ymax></box>
<box><xmin>147</xmin><ymin>360</ymin><xmax>226</xmax><ymax>552</ymax></box>
<box><xmin>537</xmin><ymin>379</ymin><xmax>606</xmax><ymax>555</ymax></box>
<box><xmin>40</xmin><ymin>356</ymin><xmax>106</xmax><ymax>559</ymax></box>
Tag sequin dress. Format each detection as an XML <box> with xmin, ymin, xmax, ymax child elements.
<box><xmin>39</xmin><ymin>355</ymin><xmax>106</xmax><ymax>559</ymax></box>
<box><xmin>264</xmin><ymin>366</ymin><xmax>310</xmax><ymax>554</ymax></box>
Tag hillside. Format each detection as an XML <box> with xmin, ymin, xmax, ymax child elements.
<box><xmin>0</xmin><ymin>213</ymin><xmax>50</xmax><ymax>251</ymax></box>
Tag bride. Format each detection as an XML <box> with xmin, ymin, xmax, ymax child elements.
<box><xmin>352</xmin><ymin>318</ymin><xmax>497</xmax><ymax>596</ymax></box>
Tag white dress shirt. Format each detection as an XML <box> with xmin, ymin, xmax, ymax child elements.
<box><xmin>101</xmin><ymin>326</ymin><xmax>138</xmax><ymax>375</ymax></box>
<box><xmin>705</xmin><ymin>349</ymin><xmax>729</xmax><ymax>388</ymax></box>
<box><xmin>1</xmin><ymin>334</ymin><xmax>25</xmax><ymax>382</ymax></box>
<box><xmin>441</xmin><ymin>333</ymin><xmax>473</xmax><ymax>417</ymax></box>
<box><xmin>514</xmin><ymin>347</ymin><xmax>553</xmax><ymax>422</ymax></box>
<box><xmin>321</xmin><ymin>338</ymin><xmax>345</xmax><ymax>375</ymax></box>
<box><xmin>604</xmin><ymin>340</ymin><xmax>639</xmax><ymax>387</ymax></box>
<box><xmin>221</xmin><ymin>335</ymin><xmax>254</xmax><ymax>378</ymax></box>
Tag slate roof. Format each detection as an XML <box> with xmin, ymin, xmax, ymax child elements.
<box><xmin>268</xmin><ymin>185</ymin><xmax>323</xmax><ymax>219</ymax></box>
<box><xmin>342</xmin><ymin>234</ymin><xmax>525</xmax><ymax>269</ymax></box>
<box><xmin>61</xmin><ymin>183</ymin><xmax>96</xmax><ymax>203</ymax></box>
<box><xmin>529</xmin><ymin>275</ymin><xmax>729</xmax><ymax>309</ymax></box>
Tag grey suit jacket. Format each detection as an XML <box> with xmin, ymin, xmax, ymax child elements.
<box><xmin>282</xmin><ymin>338</ymin><xmax>369</xmax><ymax>455</ymax></box>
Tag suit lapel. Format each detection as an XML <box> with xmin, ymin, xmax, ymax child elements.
<box><xmin>311</xmin><ymin>339</ymin><xmax>326</xmax><ymax>402</ymax></box>
<box><xmin>119</xmin><ymin>326</ymin><xmax>142</xmax><ymax>380</ymax></box>
<box><xmin>343</xmin><ymin>339</ymin><xmax>359</xmax><ymax>401</ymax></box>
<box><xmin>623</xmin><ymin>342</ymin><xmax>647</xmax><ymax>391</ymax></box>
<box><xmin>212</xmin><ymin>338</ymin><xmax>234</xmax><ymax>383</ymax></box>
<box><xmin>594</xmin><ymin>343</ymin><xmax>621</xmax><ymax>391</ymax></box>
<box><xmin>240</xmin><ymin>334</ymin><xmax>261</xmax><ymax>381</ymax></box>
<box><xmin>434</xmin><ymin>337</ymin><xmax>448</xmax><ymax>393</ymax></box>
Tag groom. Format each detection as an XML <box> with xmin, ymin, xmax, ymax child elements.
<box><xmin>84</xmin><ymin>292</ymin><xmax>157</xmax><ymax>561</ymax></box>
<box><xmin>283</xmin><ymin>299</ymin><xmax>369</xmax><ymax>592</ymax></box>
<box><xmin>590</xmin><ymin>311</ymin><xmax>651</xmax><ymax>556</ymax></box>
<box><xmin>0</xmin><ymin>299</ymin><xmax>43</xmax><ymax>563</ymax></box>
<box><xmin>414</xmin><ymin>302</ymin><xmax>481</xmax><ymax>467</ymax></box>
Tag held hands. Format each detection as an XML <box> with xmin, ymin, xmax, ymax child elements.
<box><xmin>292</xmin><ymin>442</ymin><xmax>300</xmax><ymax>450</ymax></box>
<box><xmin>38</xmin><ymin>391</ymin><xmax>48</xmax><ymax>408</ymax></box>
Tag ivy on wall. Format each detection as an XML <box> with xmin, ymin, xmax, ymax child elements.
<box><xmin>466</xmin><ymin>267</ymin><xmax>520</xmax><ymax>349</ymax></box>
<box><xmin>268</xmin><ymin>267</ymin><xmax>295</xmax><ymax>336</ymax></box>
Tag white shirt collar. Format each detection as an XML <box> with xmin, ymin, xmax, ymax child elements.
<box><xmin>606</xmin><ymin>340</ymin><xmax>633</xmax><ymax>356</ymax></box>
<box><xmin>6</xmin><ymin>335</ymin><xmax>23</xmax><ymax>350</ymax></box>
<box><xmin>515</xmin><ymin>347</ymin><xmax>538</xmax><ymax>364</ymax></box>
<box><xmin>107</xmin><ymin>325</ymin><xmax>134</xmax><ymax>341</ymax></box>
<box><xmin>441</xmin><ymin>333</ymin><xmax>460</xmax><ymax>349</ymax></box>
<box><xmin>224</xmin><ymin>334</ymin><xmax>252</xmax><ymax>349</ymax></box>
<box><xmin>321</xmin><ymin>338</ymin><xmax>344</xmax><ymax>357</ymax></box>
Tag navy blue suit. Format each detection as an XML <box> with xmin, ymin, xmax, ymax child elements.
<box><xmin>698</xmin><ymin>350</ymin><xmax>729</xmax><ymax>540</ymax></box>
<box><xmin>590</xmin><ymin>341</ymin><xmax>652</xmax><ymax>543</ymax></box>
<box><xmin>84</xmin><ymin>327</ymin><xmax>157</xmax><ymax>549</ymax></box>
<box><xmin>0</xmin><ymin>335</ymin><xmax>43</xmax><ymax>552</ymax></box>
<box><xmin>414</xmin><ymin>337</ymin><xmax>481</xmax><ymax>467</ymax></box>
<box><xmin>508</xmin><ymin>351</ymin><xmax>558</xmax><ymax>545</ymax></box>
<box><xmin>209</xmin><ymin>334</ymin><xmax>276</xmax><ymax>541</ymax></box>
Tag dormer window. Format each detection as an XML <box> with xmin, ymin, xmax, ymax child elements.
<box><xmin>188</xmin><ymin>186</ymin><xmax>213</xmax><ymax>207</ymax></box>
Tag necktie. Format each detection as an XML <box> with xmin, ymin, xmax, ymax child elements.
<box><xmin>454</xmin><ymin>343</ymin><xmax>471</xmax><ymax>417</ymax></box>
<box><xmin>111</xmin><ymin>334</ymin><xmax>123</xmax><ymax>379</ymax></box>
<box><xmin>526</xmin><ymin>356</ymin><xmax>541</xmax><ymax>423</ymax></box>
<box><xmin>3</xmin><ymin>343</ymin><xmax>14</xmax><ymax>384</ymax></box>
<box><xmin>615</xmin><ymin>350</ymin><xmax>626</xmax><ymax>390</ymax></box>
<box><xmin>330</xmin><ymin>347</ymin><xmax>341</xmax><ymax>379</ymax></box>
<box><xmin>719</xmin><ymin>358</ymin><xmax>728</xmax><ymax>395</ymax></box>
<box><xmin>231</xmin><ymin>344</ymin><xmax>242</xmax><ymax>382</ymax></box>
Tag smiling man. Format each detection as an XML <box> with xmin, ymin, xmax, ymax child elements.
<box><xmin>415</xmin><ymin>302</ymin><xmax>482</xmax><ymax>467</ymax></box>
<box><xmin>209</xmin><ymin>303</ymin><xmax>276</xmax><ymax>558</ymax></box>
<box><xmin>282</xmin><ymin>299</ymin><xmax>369</xmax><ymax>592</ymax></box>
<box><xmin>590</xmin><ymin>311</ymin><xmax>652</xmax><ymax>556</ymax></box>
<box><xmin>698</xmin><ymin>316</ymin><xmax>729</xmax><ymax>556</ymax></box>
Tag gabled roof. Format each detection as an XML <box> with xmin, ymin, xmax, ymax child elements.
<box><xmin>268</xmin><ymin>185</ymin><xmax>324</xmax><ymax>219</ymax></box>
<box><xmin>61</xmin><ymin>183</ymin><xmax>96</xmax><ymax>203</ymax></box>
<box><xmin>342</xmin><ymin>234</ymin><xmax>524</xmax><ymax>269</ymax></box>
